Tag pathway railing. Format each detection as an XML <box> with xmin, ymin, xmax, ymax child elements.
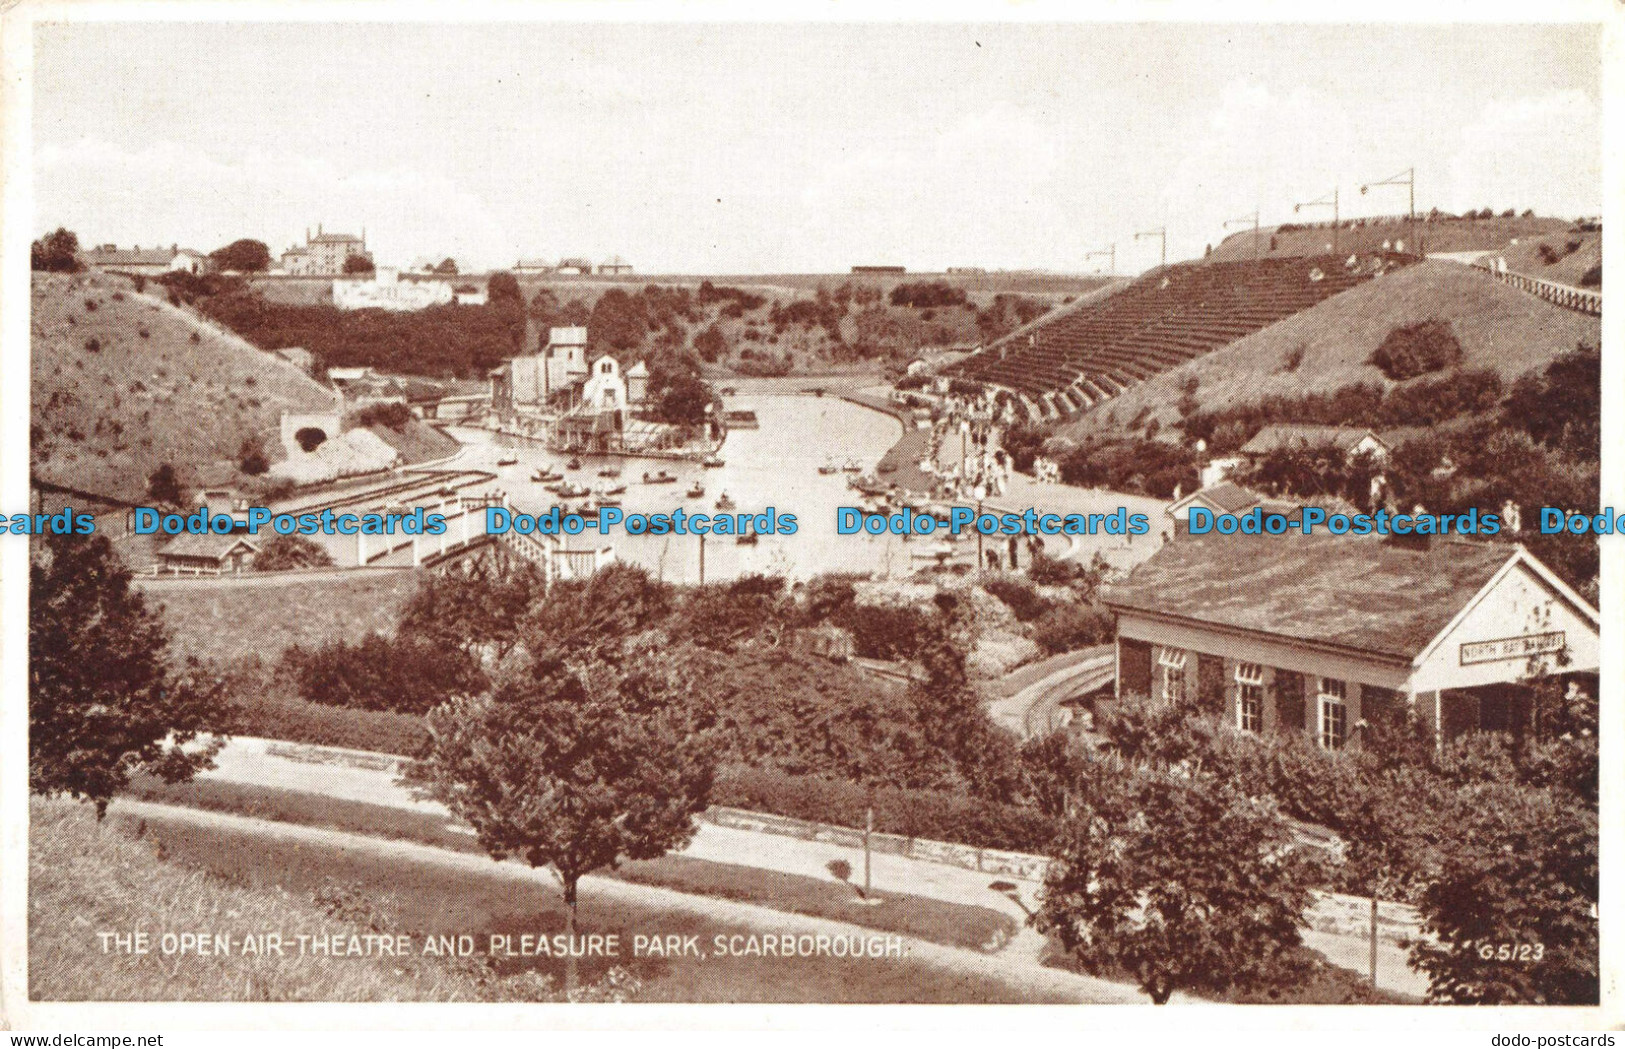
<box><xmin>1473</xmin><ymin>261</ymin><xmax>1601</xmax><ymax>315</ymax></box>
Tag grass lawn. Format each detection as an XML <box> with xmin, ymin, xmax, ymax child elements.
<box><xmin>125</xmin><ymin>775</ymin><xmax>1018</xmax><ymax>954</ymax></box>
<box><xmin>108</xmin><ymin>806</ymin><xmax>1071</xmax><ymax>1003</ymax></box>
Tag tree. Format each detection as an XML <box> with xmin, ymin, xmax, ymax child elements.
<box><xmin>29</xmin><ymin>532</ymin><xmax>223</xmax><ymax>814</ymax></box>
<box><xmin>238</xmin><ymin>435</ymin><xmax>270</xmax><ymax>475</ymax></box>
<box><xmin>396</xmin><ymin>560</ymin><xmax>548</xmax><ymax>667</ymax></box>
<box><xmin>146</xmin><ymin>463</ymin><xmax>183</xmax><ymax>506</ymax></box>
<box><xmin>434</xmin><ymin>257</ymin><xmax>459</xmax><ymax>275</ymax></box>
<box><xmin>253</xmin><ymin>533</ymin><xmax>335</xmax><ymax>572</ymax></box>
<box><xmin>343</xmin><ymin>253</ymin><xmax>375</xmax><ymax>275</ymax></box>
<box><xmin>31</xmin><ymin>228</ymin><xmax>83</xmax><ymax>273</ymax></box>
<box><xmin>408</xmin><ymin>655</ymin><xmax>716</xmax><ymax>991</ymax></box>
<box><xmin>1410</xmin><ymin>780</ymin><xmax>1597</xmax><ymax>1004</ymax></box>
<box><xmin>1037</xmin><ymin>762</ymin><xmax>1318</xmax><ymax>1003</ymax></box>
<box><xmin>209</xmin><ymin>238</ymin><xmax>272</xmax><ymax>273</ymax></box>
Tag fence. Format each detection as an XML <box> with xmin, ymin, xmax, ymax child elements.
<box><xmin>1475</xmin><ymin>263</ymin><xmax>1601</xmax><ymax>316</ymax></box>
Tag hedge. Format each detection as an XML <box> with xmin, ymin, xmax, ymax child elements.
<box><xmin>712</xmin><ymin>765</ymin><xmax>1061</xmax><ymax>854</ymax></box>
<box><xmin>213</xmin><ymin>691</ymin><xmax>429</xmax><ymax>757</ymax></box>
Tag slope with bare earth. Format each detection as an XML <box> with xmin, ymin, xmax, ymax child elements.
<box><xmin>30</xmin><ymin>270</ymin><xmax>339</xmax><ymax>504</ymax></box>
<box><xmin>1057</xmin><ymin>259</ymin><xmax>1601</xmax><ymax>441</ymax></box>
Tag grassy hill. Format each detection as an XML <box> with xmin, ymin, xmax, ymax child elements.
<box><xmin>31</xmin><ymin>271</ymin><xmax>338</xmax><ymax>504</ymax></box>
<box><xmin>1208</xmin><ymin>214</ymin><xmax>1571</xmax><ymax>264</ymax></box>
<box><xmin>29</xmin><ymin>796</ymin><xmax>575</xmax><ymax>1002</ymax></box>
<box><xmin>1058</xmin><ymin>259</ymin><xmax>1601</xmax><ymax>441</ymax></box>
<box><xmin>1494</xmin><ymin>227</ymin><xmax>1601</xmax><ymax>288</ymax></box>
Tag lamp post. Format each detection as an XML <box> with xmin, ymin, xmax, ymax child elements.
<box><xmin>1224</xmin><ymin>211</ymin><xmax>1262</xmax><ymax>259</ymax></box>
<box><xmin>1293</xmin><ymin>187</ymin><xmax>1340</xmax><ymax>254</ymax></box>
<box><xmin>1359</xmin><ymin>167</ymin><xmax>1417</xmax><ymax>255</ymax></box>
<box><xmin>1084</xmin><ymin>244</ymin><xmax>1116</xmax><ymax>276</ymax></box>
<box><xmin>1134</xmin><ymin>227</ymin><xmax>1167</xmax><ymax>269</ymax></box>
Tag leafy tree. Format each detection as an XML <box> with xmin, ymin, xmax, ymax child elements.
<box><xmin>433</xmin><ymin>257</ymin><xmax>459</xmax><ymax>275</ymax></box>
<box><xmin>146</xmin><ymin>463</ymin><xmax>183</xmax><ymax>506</ymax></box>
<box><xmin>342</xmin><ymin>253</ymin><xmax>375</xmax><ymax>275</ymax></box>
<box><xmin>1037</xmin><ymin>762</ymin><xmax>1318</xmax><ymax>1003</ymax></box>
<box><xmin>519</xmin><ymin>562</ymin><xmax>674</xmax><ymax>658</ymax></box>
<box><xmin>253</xmin><ymin>533</ymin><xmax>335</xmax><ymax>572</ymax></box>
<box><xmin>1410</xmin><ymin>780</ymin><xmax>1597</xmax><ymax>1004</ymax></box>
<box><xmin>396</xmin><ymin>560</ymin><xmax>548</xmax><ymax>667</ymax></box>
<box><xmin>588</xmin><ymin>288</ymin><xmax>649</xmax><ymax>353</ymax></box>
<box><xmin>32</xmin><ymin>228</ymin><xmax>83</xmax><ymax>273</ymax></box>
<box><xmin>29</xmin><ymin>532</ymin><xmax>223</xmax><ymax>814</ymax></box>
<box><xmin>209</xmin><ymin>239</ymin><xmax>272</xmax><ymax>273</ymax></box>
<box><xmin>692</xmin><ymin>322</ymin><xmax>729</xmax><ymax>363</ymax></box>
<box><xmin>408</xmin><ymin>655</ymin><xmax>716</xmax><ymax>990</ymax></box>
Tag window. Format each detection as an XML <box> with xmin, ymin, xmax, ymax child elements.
<box><xmin>1318</xmin><ymin>677</ymin><xmax>1348</xmax><ymax>750</ymax></box>
<box><xmin>1235</xmin><ymin>662</ymin><xmax>1265</xmax><ymax>733</ymax></box>
<box><xmin>1158</xmin><ymin>647</ymin><xmax>1188</xmax><ymax>706</ymax></box>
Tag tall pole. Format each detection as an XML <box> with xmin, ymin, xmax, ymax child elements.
<box><xmin>1224</xmin><ymin>212</ymin><xmax>1262</xmax><ymax>259</ymax></box>
<box><xmin>1135</xmin><ymin>227</ymin><xmax>1167</xmax><ymax>269</ymax></box>
<box><xmin>1360</xmin><ymin>167</ymin><xmax>1416</xmax><ymax>255</ymax></box>
<box><xmin>1293</xmin><ymin>187</ymin><xmax>1340</xmax><ymax>254</ymax></box>
<box><xmin>1085</xmin><ymin>244</ymin><xmax>1115</xmax><ymax>276</ymax></box>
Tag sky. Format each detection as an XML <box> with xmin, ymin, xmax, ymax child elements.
<box><xmin>31</xmin><ymin>20</ymin><xmax>1605</xmax><ymax>275</ymax></box>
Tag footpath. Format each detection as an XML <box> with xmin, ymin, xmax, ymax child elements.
<box><xmin>197</xmin><ymin>736</ymin><xmax>1430</xmax><ymax>997</ymax></box>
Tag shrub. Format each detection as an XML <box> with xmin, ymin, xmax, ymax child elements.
<box><xmin>283</xmin><ymin>632</ymin><xmax>484</xmax><ymax>715</ymax></box>
<box><xmin>712</xmin><ymin>765</ymin><xmax>1061</xmax><ymax>853</ymax></box>
<box><xmin>238</xmin><ymin>436</ymin><xmax>270</xmax><ymax>475</ymax></box>
<box><xmin>1537</xmin><ymin>244</ymin><xmax>1560</xmax><ymax>265</ymax></box>
<box><xmin>981</xmin><ymin>575</ymin><xmax>1052</xmax><ymax>622</ymax></box>
<box><xmin>1579</xmin><ymin>264</ymin><xmax>1600</xmax><ymax>289</ymax></box>
<box><xmin>214</xmin><ymin>688</ymin><xmax>429</xmax><ymax>756</ymax></box>
<box><xmin>356</xmin><ymin>401</ymin><xmax>413</xmax><ymax>430</ymax></box>
<box><xmin>83</xmin><ymin>337</ymin><xmax>100</xmax><ymax>354</ymax></box>
<box><xmin>254</xmin><ymin>534</ymin><xmax>336</xmax><ymax>572</ymax></box>
<box><xmin>1368</xmin><ymin>320</ymin><xmax>1463</xmax><ymax>380</ymax></box>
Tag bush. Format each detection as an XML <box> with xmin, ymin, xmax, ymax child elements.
<box><xmin>254</xmin><ymin>534</ymin><xmax>336</xmax><ymax>572</ymax></box>
<box><xmin>1579</xmin><ymin>264</ymin><xmax>1600</xmax><ymax>289</ymax></box>
<box><xmin>237</xmin><ymin>436</ymin><xmax>270</xmax><ymax>475</ymax></box>
<box><xmin>712</xmin><ymin>765</ymin><xmax>1060</xmax><ymax>853</ymax></box>
<box><xmin>981</xmin><ymin>575</ymin><xmax>1052</xmax><ymax>622</ymax></box>
<box><xmin>83</xmin><ymin>337</ymin><xmax>101</xmax><ymax>354</ymax></box>
<box><xmin>282</xmin><ymin>633</ymin><xmax>484</xmax><ymax>715</ymax></box>
<box><xmin>356</xmin><ymin>401</ymin><xmax>413</xmax><ymax>430</ymax></box>
<box><xmin>1536</xmin><ymin>244</ymin><xmax>1560</xmax><ymax>265</ymax></box>
<box><xmin>1368</xmin><ymin>320</ymin><xmax>1463</xmax><ymax>380</ymax></box>
<box><xmin>214</xmin><ymin>688</ymin><xmax>429</xmax><ymax>756</ymax></box>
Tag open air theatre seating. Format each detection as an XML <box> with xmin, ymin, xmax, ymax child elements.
<box><xmin>951</xmin><ymin>254</ymin><xmax>1410</xmax><ymax>420</ymax></box>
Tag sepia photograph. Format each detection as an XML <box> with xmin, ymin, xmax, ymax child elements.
<box><xmin>1</xmin><ymin>0</ymin><xmax>1617</xmax><ymax>1034</ymax></box>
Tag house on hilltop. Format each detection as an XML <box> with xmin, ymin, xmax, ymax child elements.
<box><xmin>82</xmin><ymin>244</ymin><xmax>213</xmax><ymax>277</ymax></box>
<box><xmin>279</xmin><ymin>225</ymin><xmax>373</xmax><ymax>276</ymax></box>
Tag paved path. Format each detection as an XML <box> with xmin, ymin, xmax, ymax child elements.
<box><xmin>198</xmin><ymin>737</ymin><xmax>1429</xmax><ymax>998</ymax></box>
<box><xmin>112</xmin><ymin>798</ymin><xmax>1146</xmax><ymax>1004</ymax></box>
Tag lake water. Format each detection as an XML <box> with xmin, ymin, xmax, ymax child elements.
<box><xmin>446</xmin><ymin>395</ymin><xmax>946</xmax><ymax>584</ymax></box>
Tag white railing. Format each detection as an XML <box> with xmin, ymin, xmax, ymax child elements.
<box><xmin>1474</xmin><ymin>262</ymin><xmax>1601</xmax><ymax>316</ymax></box>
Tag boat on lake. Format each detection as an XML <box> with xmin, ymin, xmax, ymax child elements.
<box><xmin>531</xmin><ymin>468</ymin><xmax>564</xmax><ymax>483</ymax></box>
<box><xmin>736</xmin><ymin>530</ymin><xmax>759</xmax><ymax>545</ymax></box>
<box><xmin>700</xmin><ymin>453</ymin><xmax>725</xmax><ymax>468</ymax></box>
<box><xmin>643</xmin><ymin>470</ymin><xmax>678</xmax><ymax>484</ymax></box>
<box><xmin>496</xmin><ymin>455</ymin><xmax>519</xmax><ymax>467</ymax></box>
<box><xmin>716</xmin><ymin>493</ymin><xmax>736</xmax><ymax>510</ymax></box>
<box><xmin>817</xmin><ymin>456</ymin><xmax>839</xmax><ymax>475</ymax></box>
<box><xmin>554</xmin><ymin>482</ymin><xmax>591</xmax><ymax>499</ymax></box>
<box><xmin>686</xmin><ymin>482</ymin><xmax>706</xmax><ymax>498</ymax></box>
<box><xmin>598</xmin><ymin>466</ymin><xmax>622</xmax><ymax>478</ymax></box>
<box><xmin>567</xmin><ymin>457</ymin><xmax>582</xmax><ymax>470</ymax></box>
<box><xmin>842</xmin><ymin>458</ymin><xmax>862</xmax><ymax>473</ymax></box>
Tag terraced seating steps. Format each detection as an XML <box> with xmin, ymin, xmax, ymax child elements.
<box><xmin>949</xmin><ymin>254</ymin><xmax>1408</xmax><ymax>415</ymax></box>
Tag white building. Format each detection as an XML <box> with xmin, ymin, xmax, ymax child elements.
<box><xmin>333</xmin><ymin>267</ymin><xmax>456</xmax><ymax>311</ymax></box>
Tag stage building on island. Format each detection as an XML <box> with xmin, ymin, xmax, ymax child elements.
<box><xmin>1102</xmin><ymin>532</ymin><xmax>1599</xmax><ymax>749</ymax></box>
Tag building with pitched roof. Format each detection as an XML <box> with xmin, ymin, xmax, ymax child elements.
<box><xmin>279</xmin><ymin>225</ymin><xmax>372</xmax><ymax>276</ymax></box>
<box><xmin>1102</xmin><ymin>532</ymin><xmax>1598</xmax><ymax>748</ymax></box>
<box><xmin>82</xmin><ymin>244</ymin><xmax>213</xmax><ymax>276</ymax></box>
<box><xmin>1239</xmin><ymin>424</ymin><xmax>1390</xmax><ymax>463</ymax></box>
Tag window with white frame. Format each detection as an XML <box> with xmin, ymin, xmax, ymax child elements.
<box><xmin>1235</xmin><ymin>662</ymin><xmax>1265</xmax><ymax>733</ymax></box>
<box><xmin>1158</xmin><ymin>647</ymin><xmax>1188</xmax><ymax>706</ymax></box>
<box><xmin>1318</xmin><ymin>677</ymin><xmax>1348</xmax><ymax>750</ymax></box>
